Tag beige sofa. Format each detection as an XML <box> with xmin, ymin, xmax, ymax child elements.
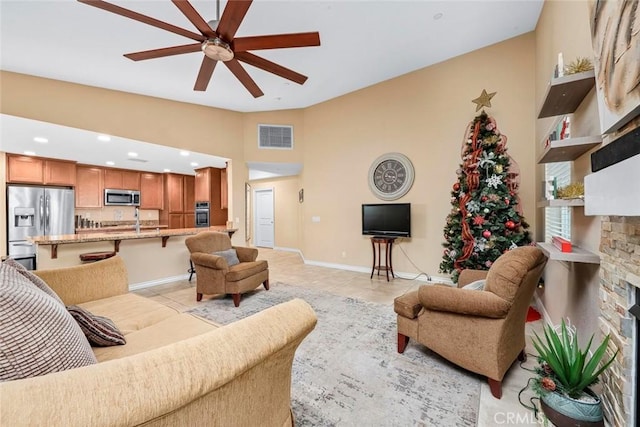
<box><xmin>0</xmin><ymin>256</ymin><xmax>317</xmax><ymax>426</ymax></box>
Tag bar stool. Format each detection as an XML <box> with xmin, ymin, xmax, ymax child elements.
<box><xmin>79</xmin><ymin>251</ymin><xmax>116</xmax><ymax>263</ymax></box>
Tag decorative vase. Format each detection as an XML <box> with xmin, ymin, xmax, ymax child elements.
<box><xmin>540</xmin><ymin>388</ymin><xmax>604</xmax><ymax>427</ymax></box>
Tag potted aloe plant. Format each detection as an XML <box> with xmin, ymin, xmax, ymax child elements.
<box><xmin>531</xmin><ymin>319</ymin><xmax>618</xmax><ymax>427</ymax></box>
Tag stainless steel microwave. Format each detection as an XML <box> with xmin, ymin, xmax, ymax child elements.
<box><xmin>104</xmin><ymin>189</ymin><xmax>141</xmax><ymax>206</ymax></box>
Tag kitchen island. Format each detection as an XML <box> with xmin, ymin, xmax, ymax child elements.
<box><xmin>29</xmin><ymin>226</ymin><xmax>237</xmax><ymax>287</ymax></box>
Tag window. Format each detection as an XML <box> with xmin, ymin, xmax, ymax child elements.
<box><xmin>544</xmin><ymin>161</ymin><xmax>572</xmax><ymax>242</ymax></box>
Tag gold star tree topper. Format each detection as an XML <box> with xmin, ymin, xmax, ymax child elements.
<box><xmin>472</xmin><ymin>89</ymin><xmax>497</xmax><ymax>111</ymax></box>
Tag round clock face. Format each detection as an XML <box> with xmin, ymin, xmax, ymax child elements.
<box><xmin>368</xmin><ymin>153</ymin><xmax>415</xmax><ymax>200</ymax></box>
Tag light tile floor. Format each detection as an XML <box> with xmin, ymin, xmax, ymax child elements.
<box><xmin>135</xmin><ymin>248</ymin><xmax>545</xmax><ymax>426</ymax></box>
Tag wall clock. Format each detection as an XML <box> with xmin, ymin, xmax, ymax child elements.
<box><xmin>368</xmin><ymin>153</ymin><xmax>415</xmax><ymax>200</ymax></box>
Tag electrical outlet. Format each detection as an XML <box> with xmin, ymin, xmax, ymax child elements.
<box><xmin>312</xmin><ymin>216</ymin><xmax>320</xmax><ymax>223</ymax></box>
<box><xmin>341</xmin><ymin>251</ymin><xmax>347</xmax><ymax>258</ymax></box>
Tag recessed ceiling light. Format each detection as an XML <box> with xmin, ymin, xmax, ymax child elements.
<box><xmin>97</xmin><ymin>135</ymin><xmax>111</xmax><ymax>142</ymax></box>
<box><xmin>33</xmin><ymin>137</ymin><xmax>48</xmax><ymax>143</ymax></box>
<box><xmin>24</xmin><ymin>151</ymin><xmax>36</xmax><ymax>156</ymax></box>
<box><xmin>433</xmin><ymin>12</ymin><xmax>444</xmax><ymax>20</ymax></box>
<box><xmin>127</xmin><ymin>152</ymin><xmax>138</xmax><ymax>157</ymax></box>
<box><xmin>106</xmin><ymin>161</ymin><xmax>115</xmax><ymax>166</ymax></box>
<box><xmin>163</xmin><ymin>168</ymin><xmax>171</xmax><ymax>172</ymax></box>
<box><xmin>180</xmin><ymin>151</ymin><xmax>190</xmax><ymax>156</ymax></box>
<box><xmin>190</xmin><ymin>162</ymin><xmax>199</xmax><ymax>167</ymax></box>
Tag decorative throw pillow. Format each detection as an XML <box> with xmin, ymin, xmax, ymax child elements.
<box><xmin>213</xmin><ymin>248</ymin><xmax>240</xmax><ymax>266</ymax></box>
<box><xmin>462</xmin><ymin>279</ymin><xmax>486</xmax><ymax>291</ymax></box>
<box><xmin>67</xmin><ymin>305</ymin><xmax>126</xmax><ymax>347</ymax></box>
<box><xmin>3</xmin><ymin>258</ymin><xmax>64</xmax><ymax>306</ymax></box>
<box><xmin>0</xmin><ymin>261</ymin><xmax>97</xmax><ymax>381</ymax></box>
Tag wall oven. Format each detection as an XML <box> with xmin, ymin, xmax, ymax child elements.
<box><xmin>195</xmin><ymin>201</ymin><xmax>210</xmax><ymax>228</ymax></box>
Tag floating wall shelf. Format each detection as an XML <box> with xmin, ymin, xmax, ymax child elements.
<box><xmin>536</xmin><ymin>242</ymin><xmax>600</xmax><ymax>264</ymax></box>
<box><xmin>538</xmin><ymin>135</ymin><xmax>602</xmax><ymax>164</ymax></box>
<box><xmin>537</xmin><ymin>199</ymin><xmax>585</xmax><ymax>208</ymax></box>
<box><xmin>538</xmin><ymin>70</ymin><xmax>596</xmax><ymax>118</ymax></box>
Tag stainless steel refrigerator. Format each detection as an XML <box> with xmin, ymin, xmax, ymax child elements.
<box><xmin>7</xmin><ymin>185</ymin><xmax>75</xmax><ymax>270</ymax></box>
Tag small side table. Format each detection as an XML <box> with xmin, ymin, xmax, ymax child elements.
<box><xmin>370</xmin><ymin>237</ymin><xmax>396</xmax><ymax>281</ymax></box>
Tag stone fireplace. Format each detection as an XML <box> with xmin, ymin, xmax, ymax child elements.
<box><xmin>598</xmin><ymin>216</ymin><xmax>639</xmax><ymax>427</ymax></box>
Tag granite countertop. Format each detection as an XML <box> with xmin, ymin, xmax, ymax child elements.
<box><xmin>29</xmin><ymin>226</ymin><xmax>237</xmax><ymax>245</ymax></box>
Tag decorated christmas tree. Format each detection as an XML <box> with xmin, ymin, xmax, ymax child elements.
<box><xmin>439</xmin><ymin>109</ymin><xmax>532</xmax><ymax>283</ymax></box>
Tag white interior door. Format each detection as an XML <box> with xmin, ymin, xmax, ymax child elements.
<box><xmin>254</xmin><ymin>188</ymin><xmax>274</xmax><ymax>248</ymax></box>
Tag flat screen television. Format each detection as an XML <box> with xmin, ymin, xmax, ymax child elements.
<box><xmin>361</xmin><ymin>203</ymin><xmax>411</xmax><ymax>237</ymax></box>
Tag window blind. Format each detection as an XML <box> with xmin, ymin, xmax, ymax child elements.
<box><xmin>544</xmin><ymin>161</ymin><xmax>572</xmax><ymax>242</ymax></box>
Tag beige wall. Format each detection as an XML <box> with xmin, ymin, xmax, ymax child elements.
<box><xmin>302</xmin><ymin>33</ymin><xmax>536</xmax><ymax>277</ymax></box>
<box><xmin>534</xmin><ymin>0</ymin><xmax>602</xmax><ymax>339</ymax></box>
<box><xmin>250</xmin><ymin>176</ymin><xmax>302</xmax><ymax>250</ymax></box>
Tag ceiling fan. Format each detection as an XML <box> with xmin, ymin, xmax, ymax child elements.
<box><xmin>78</xmin><ymin>0</ymin><xmax>321</xmax><ymax>98</ymax></box>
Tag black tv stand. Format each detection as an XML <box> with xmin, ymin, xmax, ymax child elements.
<box><xmin>370</xmin><ymin>236</ymin><xmax>396</xmax><ymax>281</ymax></box>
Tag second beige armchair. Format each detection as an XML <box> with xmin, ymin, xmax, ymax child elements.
<box><xmin>185</xmin><ymin>231</ymin><xmax>269</xmax><ymax>306</ymax></box>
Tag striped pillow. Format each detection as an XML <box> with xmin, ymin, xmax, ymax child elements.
<box><xmin>3</xmin><ymin>258</ymin><xmax>64</xmax><ymax>306</ymax></box>
<box><xmin>0</xmin><ymin>261</ymin><xmax>97</xmax><ymax>381</ymax></box>
<box><xmin>67</xmin><ymin>305</ymin><xmax>126</xmax><ymax>346</ymax></box>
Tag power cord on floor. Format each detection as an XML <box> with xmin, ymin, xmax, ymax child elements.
<box><xmin>395</xmin><ymin>241</ymin><xmax>432</xmax><ymax>282</ymax></box>
<box><xmin>517</xmin><ymin>352</ymin><xmax>541</xmax><ymax>419</ymax></box>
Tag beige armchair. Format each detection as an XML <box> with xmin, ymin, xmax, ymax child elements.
<box><xmin>394</xmin><ymin>246</ymin><xmax>547</xmax><ymax>399</ymax></box>
<box><xmin>185</xmin><ymin>231</ymin><xmax>269</xmax><ymax>306</ymax></box>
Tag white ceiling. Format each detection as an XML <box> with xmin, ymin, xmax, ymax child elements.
<box><xmin>0</xmin><ymin>0</ymin><xmax>543</xmax><ymax>175</ymax></box>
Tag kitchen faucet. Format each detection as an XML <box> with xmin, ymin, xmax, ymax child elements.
<box><xmin>134</xmin><ymin>207</ymin><xmax>140</xmax><ymax>234</ymax></box>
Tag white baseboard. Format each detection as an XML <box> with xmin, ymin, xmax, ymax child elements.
<box><xmin>129</xmin><ymin>274</ymin><xmax>190</xmax><ymax>291</ymax></box>
<box><xmin>533</xmin><ymin>293</ymin><xmax>553</xmax><ymax>326</ymax></box>
<box><xmin>303</xmin><ymin>258</ymin><xmax>450</xmax><ymax>284</ymax></box>
<box><xmin>273</xmin><ymin>247</ymin><xmax>304</xmax><ymax>256</ymax></box>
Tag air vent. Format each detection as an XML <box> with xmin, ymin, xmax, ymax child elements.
<box><xmin>127</xmin><ymin>158</ymin><xmax>149</xmax><ymax>163</ymax></box>
<box><xmin>258</xmin><ymin>124</ymin><xmax>293</xmax><ymax>149</ymax></box>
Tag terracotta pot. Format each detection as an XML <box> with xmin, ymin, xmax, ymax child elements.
<box><xmin>540</xmin><ymin>388</ymin><xmax>604</xmax><ymax>427</ymax></box>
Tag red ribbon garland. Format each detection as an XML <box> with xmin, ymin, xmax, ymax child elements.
<box><xmin>454</xmin><ymin>121</ymin><xmax>481</xmax><ymax>271</ymax></box>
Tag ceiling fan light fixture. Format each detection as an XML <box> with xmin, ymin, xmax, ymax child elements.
<box><xmin>202</xmin><ymin>38</ymin><xmax>234</xmax><ymax>61</ymax></box>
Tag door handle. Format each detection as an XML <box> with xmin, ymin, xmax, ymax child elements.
<box><xmin>39</xmin><ymin>196</ymin><xmax>44</xmax><ymax>231</ymax></box>
<box><xmin>45</xmin><ymin>196</ymin><xmax>50</xmax><ymax>233</ymax></box>
<box><xmin>12</xmin><ymin>243</ymin><xmax>33</xmax><ymax>247</ymax></box>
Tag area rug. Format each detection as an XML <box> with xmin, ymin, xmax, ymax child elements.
<box><xmin>188</xmin><ymin>283</ymin><xmax>481</xmax><ymax>426</ymax></box>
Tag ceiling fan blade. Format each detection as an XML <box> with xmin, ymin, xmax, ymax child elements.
<box><xmin>235</xmin><ymin>52</ymin><xmax>307</xmax><ymax>85</ymax></box>
<box><xmin>233</xmin><ymin>32</ymin><xmax>320</xmax><ymax>52</ymax></box>
<box><xmin>171</xmin><ymin>0</ymin><xmax>216</xmax><ymax>38</ymax></box>
<box><xmin>215</xmin><ymin>0</ymin><xmax>252</xmax><ymax>42</ymax></box>
<box><xmin>124</xmin><ymin>43</ymin><xmax>202</xmax><ymax>61</ymax></box>
<box><xmin>78</xmin><ymin>0</ymin><xmax>204</xmax><ymax>42</ymax></box>
<box><xmin>224</xmin><ymin>59</ymin><xmax>264</xmax><ymax>98</ymax></box>
<box><xmin>194</xmin><ymin>57</ymin><xmax>218</xmax><ymax>91</ymax></box>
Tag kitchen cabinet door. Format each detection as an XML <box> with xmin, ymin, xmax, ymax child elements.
<box><xmin>194</xmin><ymin>168</ymin><xmax>211</xmax><ymax>202</ymax></box>
<box><xmin>76</xmin><ymin>166</ymin><xmax>103</xmax><ymax>208</ymax></box>
<box><xmin>7</xmin><ymin>155</ymin><xmax>44</xmax><ymax>184</ymax></box>
<box><xmin>184</xmin><ymin>175</ymin><xmax>195</xmax><ymax>213</ymax></box>
<box><xmin>166</xmin><ymin>174</ymin><xmax>184</xmax><ymax>213</ymax></box>
<box><xmin>44</xmin><ymin>159</ymin><xmax>76</xmax><ymax>186</ymax></box>
<box><xmin>220</xmin><ymin>167</ymin><xmax>228</xmax><ymax>209</ymax></box>
<box><xmin>104</xmin><ymin>168</ymin><xmax>141</xmax><ymax>190</ymax></box>
<box><xmin>140</xmin><ymin>173</ymin><xmax>163</xmax><ymax>209</ymax></box>
<box><xmin>184</xmin><ymin>213</ymin><xmax>195</xmax><ymax>228</ymax></box>
<box><xmin>122</xmin><ymin>170</ymin><xmax>141</xmax><ymax>190</ymax></box>
<box><xmin>168</xmin><ymin>213</ymin><xmax>184</xmax><ymax>229</ymax></box>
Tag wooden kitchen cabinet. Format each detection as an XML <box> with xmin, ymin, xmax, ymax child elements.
<box><xmin>76</xmin><ymin>166</ymin><xmax>103</xmax><ymax>208</ymax></box>
<box><xmin>7</xmin><ymin>155</ymin><xmax>44</xmax><ymax>183</ymax></box>
<box><xmin>194</xmin><ymin>166</ymin><xmax>227</xmax><ymax>225</ymax></box>
<box><xmin>160</xmin><ymin>173</ymin><xmax>195</xmax><ymax>229</ymax></box>
<box><xmin>7</xmin><ymin>154</ymin><xmax>76</xmax><ymax>186</ymax></box>
<box><xmin>44</xmin><ymin>159</ymin><xmax>76</xmax><ymax>186</ymax></box>
<box><xmin>140</xmin><ymin>172</ymin><xmax>163</xmax><ymax>209</ymax></box>
<box><xmin>220</xmin><ymin>167</ymin><xmax>228</xmax><ymax>209</ymax></box>
<box><xmin>104</xmin><ymin>168</ymin><xmax>141</xmax><ymax>190</ymax></box>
